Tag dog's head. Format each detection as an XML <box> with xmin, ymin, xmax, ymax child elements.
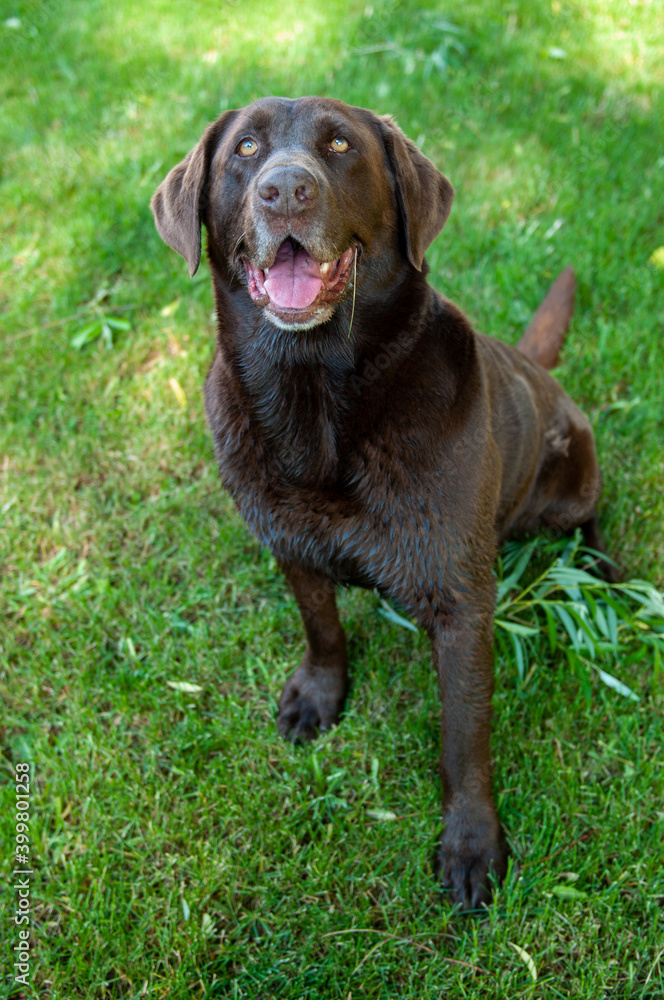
<box><xmin>151</xmin><ymin>96</ymin><xmax>454</xmax><ymax>331</ymax></box>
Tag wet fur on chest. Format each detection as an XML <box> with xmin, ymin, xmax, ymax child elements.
<box><xmin>232</xmin><ymin>317</ymin><xmax>356</xmax><ymax>488</ymax></box>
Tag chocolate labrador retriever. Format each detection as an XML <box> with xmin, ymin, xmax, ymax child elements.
<box><xmin>151</xmin><ymin>96</ymin><xmax>614</xmax><ymax>910</ymax></box>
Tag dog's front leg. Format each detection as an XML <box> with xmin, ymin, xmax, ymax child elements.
<box><xmin>430</xmin><ymin>589</ymin><xmax>508</xmax><ymax>910</ymax></box>
<box><xmin>276</xmin><ymin>561</ymin><xmax>349</xmax><ymax>743</ymax></box>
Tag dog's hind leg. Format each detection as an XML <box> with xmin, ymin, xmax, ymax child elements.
<box><xmin>580</xmin><ymin>512</ymin><xmax>621</xmax><ymax>582</ymax></box>
<box><xmin>276</xmin><ymin>561</ymin><xmax>349</xmax><ymax>742</ymax></box>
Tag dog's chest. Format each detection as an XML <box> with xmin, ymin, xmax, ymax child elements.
<box><xmin>210</xmin><ymin>387</ymin><xmax>460</xmax><ymax>606</ymax></box>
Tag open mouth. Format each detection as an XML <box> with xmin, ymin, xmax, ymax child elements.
<box><xmin>242</xmin><ymin>238</ymin><xmax>356</xmax><ymax>326</ymax></box>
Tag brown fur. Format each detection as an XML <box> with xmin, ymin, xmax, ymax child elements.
<box><xmin>151</xmin><ymin>96</ymin><xmax>614</xmax><ymax>910</ymax></box>
<box><xmin>517</xmin><ymin>265</ymin><xmax>575</xmax><ymax>370</ymax></box>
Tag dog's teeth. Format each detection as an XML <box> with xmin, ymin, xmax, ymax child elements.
<box><xmin>320</xmin><ymin>261</ymin><xmax>336</xmax><ymax>280</ymax></box>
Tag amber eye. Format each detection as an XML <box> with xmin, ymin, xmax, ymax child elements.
<box><xmin>330</xmin><ymin>136</ymin><xmax>350</xmax><ymax>153</ymax></box>
<box><xmin>237</xmin><ymin>137</ymin><xmax>259</xmax><ymax>158</ymax></box>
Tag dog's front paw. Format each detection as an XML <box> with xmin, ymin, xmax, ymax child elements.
<box><xmin>277</xmin><ymin>658</ymin><xmax>347</xmax><ymax>743</ymax></box>
<box><xmin>434</xmin><ymin>803</ymin><xmax>509</xmax><ymax>911</ymax></box>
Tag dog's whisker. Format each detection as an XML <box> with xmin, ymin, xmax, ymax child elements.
<box><xmin>347</xmin><ymin>250</ymin><xmax>358</xmax><ymax>340</ymax></box>
<box><xmin>233</xmin><ymin>231</ymin><xmax>246</xmax><ymax>258</ymax></box>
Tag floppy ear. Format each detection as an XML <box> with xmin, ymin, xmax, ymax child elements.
<box><xmin>150</xmin><ymin>111</ymin><xmax>237</xmax><ymax>277</ymax></box>
<box><xmin>378</xmin><ymin>115</ymin><xmax>454</xmax><ymax>271</ymax></box>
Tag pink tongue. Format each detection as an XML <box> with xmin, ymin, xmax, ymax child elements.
<box><xmin>264</xmin><ymin>242</ymin><xmax>324</xmax><ymax>310</ymax></box>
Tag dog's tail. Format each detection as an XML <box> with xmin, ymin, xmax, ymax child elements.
<box><xmin>516</xmin><ymin>266</ymin><xmax>575</xmax><ymax>371</ymax></box>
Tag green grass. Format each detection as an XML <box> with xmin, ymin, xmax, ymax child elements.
<box><xmin>1</xmin><ymin>1</ymin><xmax>663</xmax><ymax>997</ymax></box>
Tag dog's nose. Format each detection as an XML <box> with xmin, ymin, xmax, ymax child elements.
<box><xmin>257</xmin><ymin>164</ymin><xmax>319</xmax><ymax>215</ymax></box>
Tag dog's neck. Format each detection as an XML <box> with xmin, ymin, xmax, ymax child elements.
<box><xmin>235</xmin><ymin>317</ymin><xmax>355</xmax><ymax>487</ymax></box>
<box><xmin>211</xmin><ymin>267</ymin><xmax>433</xmax><ymax>488</ymax></box>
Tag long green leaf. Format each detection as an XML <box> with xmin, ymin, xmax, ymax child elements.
<box><xmin>554</xmin><ymin>605</ymin><xmax>584</xmax><ymax>652</ymax></box>
<box><xmin>595</xmin><ymin>668</ymin><xmax>639</xmax><ymax>702</ymax></box>
<box><xmin>512</xmin><ymin>632</ymin><xmax>525</xmax><ymax>682</ymax></box>
<box><xmin>70</xmin><ymin>322</ymin><xmax>101</xmax><ymax>349</ymax></box>
<box><xmin>544</xmin><ymin>604</ymin><xmax>558</xmax><ymax>652</ymax></box>
<box><xmin>495</xmin><ymin>619</ymin><xmax>540</xmax><ymax>637</ymax></box>
<box><xmin>378</xmin><ymin>599</ymin><xmax>418</xmax><ymax>633</ymax></box>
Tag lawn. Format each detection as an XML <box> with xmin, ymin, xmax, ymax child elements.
<box><xmin>1</xmin><ymin>0</ymin><xmax>663</xmax><ymax>997</ymax></box>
